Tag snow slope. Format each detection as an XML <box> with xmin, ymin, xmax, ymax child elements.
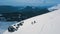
<box><xmin>3</xmin><ymin>9</ymin><xmax>60</xmax><ymax>34</ymax></box>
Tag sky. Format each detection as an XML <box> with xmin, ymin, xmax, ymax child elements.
<box><xmin>0</xmin><ymin>0</ymin><xmax>60</xmax><ymax>6</ymax></box>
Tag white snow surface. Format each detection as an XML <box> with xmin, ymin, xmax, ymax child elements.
<box><xmin>3</xmin><ymin>9</ymin><xmax>60</xmax><ymax>34</ymax></box>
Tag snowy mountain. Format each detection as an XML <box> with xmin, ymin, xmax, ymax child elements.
<box><xmin>3</xmin><ymin>7</ymin><xmax>60</xmax><ymax>34</ymax></box>
<box><xmin>48</xmin><ymin>4</ymin><xmax>60</xmax><ymax>11</ymax></box>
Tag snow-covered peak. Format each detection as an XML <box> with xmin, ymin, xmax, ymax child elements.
<box><xmin>48</xmin><ymin>4</ymin><xmax>60</xmax><ymax>11</ymax></box>
<box><xmin>3</xmin><ymin>8</ymin><xmax>60</xmax><ymax>34</ymax></box>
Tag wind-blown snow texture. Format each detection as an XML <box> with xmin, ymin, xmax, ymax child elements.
<box><xmin>3</xmin><ymin>8</ymin><xmax>60</xmax><ymax>34</ymax></box>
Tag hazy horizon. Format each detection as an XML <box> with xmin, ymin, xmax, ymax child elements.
<box><xmin>0</xmin><ymin>0</ymin><xmax>60</xmax><ymax>6</ymax></box>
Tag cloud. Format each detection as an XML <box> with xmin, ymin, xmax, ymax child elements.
<box><xmin>0</xmin><ymin>0</ymin><xmax>60</xmax><ymax>6</ymax></box>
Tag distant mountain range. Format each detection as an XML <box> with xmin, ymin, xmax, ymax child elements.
<box><xmin>0</xmin><ymin>5</ymin><xmax>51</xmax><ymax>13</ymax></box>
<box><xmin>0</xmin><ymin>5</ymin><xmax>50</xmax><ymax>20</ymax></box>
<box><xmin>0</xmin><ymin>6</ymin><xmax>19</xmax><ymax>13</ymax></box>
